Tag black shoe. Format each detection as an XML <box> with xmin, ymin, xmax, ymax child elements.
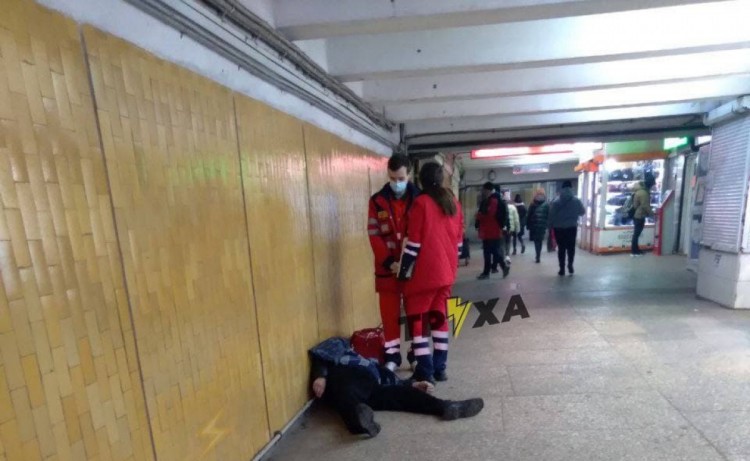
<box><xmin>355</xmin><ymin>404</ymin><xmax>381</xmax><ymax>437</ymax></box>
<box><xmin>406</xmin><ymin>349</ymin><xmax>416</xmax><ymax>371</ymax></box>
<box><xmin>477</xmin><ymin>273</ymin><xmax>490</xmax><ymax>280</ymax></box>
<box><xmin>434</xmin><ymin>370</ymin><xmax>448</xmax><ymax>382</ymax></box>
<box><xmin>568</xmin><ymin>265</ymin><xmax>574</xmax><ymax>275</ymax></box>
<box><xmin>491</xmin><ymin>268</ymin><xmax>499</xmax><ymax>274</ymax></box>
<box><xmin>442</xmin><ymin>398</ymin><xmax>484</xmax><ymax>421</ymax></box>
<box><xmin>512</xmin><ymin>250</ymin><xmax>517</xmax><ymax>255</ymax></box>
<box><xmin>522</xmin><ymin>246</ymin><xmax>526</xmax><ymax>254</ymax></box>
<box><xmin>502</xmin><ymin>267</ymin><xmax>510</xmax><ymax>278</ymax></box>
<box><xmin>535</xmin><ymin>257</ymin><xmax>540</xmax><ymax>263</ymax></box>
<box><xmin>558</xmin><ymin>268</ymin><xmax>565</xmax><ymax>276</ymax></box>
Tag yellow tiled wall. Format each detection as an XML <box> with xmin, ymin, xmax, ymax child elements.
<box><xmin>234</xmin><ymin>97</ymin><xmax>318</xmax><ymax>432</ymax></box>
<box><xmin>0</xmin><ymin>3</ymin><xmax>154</xmax><ymax>461</ymax></box>
<box><xmin>1</xmin><ymin>2</ymin><xmax>387</xmax><ymax>460</ymax></box>
<box><xmin>304</xmin><ymin>125</ymin><xmax>385</xmax><ymax>339</ymax></box>
<box><xmin>82</xmin><ymin>27</ymin><xmax>269</xmax><ymax>461</ymax></box>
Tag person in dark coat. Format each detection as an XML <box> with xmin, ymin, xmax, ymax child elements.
<box><xmin>548</xmin><ymin>180</ymin><xmax>586</xmax><ymax>276</ymax></box>
<box><xmin>513</xmin><ymin>194</ymin><xmax>527</xmax><ymax>255</ymax></box>
<box><xmin>526</xmin><ymin>188</ymin><xmax>550</xmax><ymax>263</ymax></box>
<box><xmin>310</xmin><ymin>337</ymin><xmax>484</xmax><ymax>437</ymax></box>
<box><xmin>475</xmin><ymin>182</ymin><xmax>509</xmax><ymax>280</ymax></box>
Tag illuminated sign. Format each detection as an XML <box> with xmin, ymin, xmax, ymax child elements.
<box><xmin>695</xmin><ymin>135</ymin><xmax>712</xmax><ymax>146</ymax></box>
<box><xmin>663</xmin><ymin>137</ymin><xmax>689</xmax><ymax>150</ymax></box>
<box><xmin>513</xmin><ymin>164</ymin><xmax>550</xmax><ymax>175</ymax></box>
<box><xmin>472</xmin><ymin>143</ymin><xmax>602</xmax><ymax>159</ymax></box>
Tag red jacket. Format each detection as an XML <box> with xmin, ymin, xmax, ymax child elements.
<box><xmin>398</xmin><ymin>195</ymin><xmax>464</xmax><ymax>295</ymax></box>
<box><xmin>367</xmin><ymin>183</ymin><xmax>420</xmax><ymax>292</ymax></box>
<box><xmin>476</xmin><ymin>194</ymin><xmax>504</xmax><ymax>240</ymax></box>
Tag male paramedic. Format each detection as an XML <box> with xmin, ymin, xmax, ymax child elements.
<box><xmin>367</xmin><ymin>154</ymin><xmax>420</xmax><ymax>371</ymax></box>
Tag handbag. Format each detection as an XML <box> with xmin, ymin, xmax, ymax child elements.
<box><xmin>350</xmin><ymin>327</ymin><xmax>385</xmax><ymax>365</ymax></box>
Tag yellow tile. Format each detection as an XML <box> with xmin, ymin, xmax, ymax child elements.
<box><xmin>0</xmin><ymin>419</ymin><xmax>23</xmax><ymax>461</ymax></box>
<box><xmin>0</xmin><ymin>333</ymin><xmax>24</xmax><ymax>391</ymax></box>
<box><xmin>22</xmin><ymin>440</ymin><xmax>42</xmax><ymax>461</ymax></box>
<box><xmin>0</xmin><ymin>367</ymin><xmax>13</xmax><ymax>425</ymax></box>
<box><xmin>20</xmin><ymin>355</ymin><xmax>45</xmax><ymax>408</ymax></box>
<box><xmin>10</xmin><ymin>387</ymin><xmax>36</xmax><ymax>442</ymax></box>
<box><xmin>31</xmin><ymin>405</ymin><xmax>56</xmax><ymax>458</ymax></box>
<box><xmin>61</xmin><ymin>394</ymin><xmax>81</xmax><ymax>444</ymax></box>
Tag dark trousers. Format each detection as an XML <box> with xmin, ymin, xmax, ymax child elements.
<box><xmin>512</xmin><ymin>232</ymin><xmax>524</xmax><ymax>253</ymax></box>
<box><xmin>482</xmin><ymin>239</ymin><xmax>507</xmax><ymax>275</ymax></box>
<box><xmin>553</xmin><ymin>227</ymin><xmax>578</xmax><ymax>269</ymax></box>
<box><xmin>632</xmin><ymin>218</ymin><xmax>646</xmax><ymax>254</ymax></box>
<box><xmin>533</xmin><ymin>239</ymin><xmax>544</xmax><ymax>261</ymax></box>
<box><xmin>323</xmin><ymin>367</ymin><xmax>445</xmax><ymax>434</ymax></box>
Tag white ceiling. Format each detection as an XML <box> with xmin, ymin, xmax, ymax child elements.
<box><xmin>243</xmin><ymin>0</ymin><xmax>750</xmax><ymax>155</ymax></box>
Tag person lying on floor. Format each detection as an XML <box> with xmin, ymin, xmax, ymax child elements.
<box><xmin>309</xmin><ymin>337</ymin><xmax>484</xmax><ymax>437</ymax></box>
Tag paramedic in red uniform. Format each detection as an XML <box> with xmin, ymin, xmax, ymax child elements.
<box><xmin>367</xmin><ymin>154</ymin><xmax>420</xmax><ymax>372</ymax></box>
<box><xmin>397</xmin><ymin>162</ymin><xmax>464</xmax><ymax>383</ymax></box>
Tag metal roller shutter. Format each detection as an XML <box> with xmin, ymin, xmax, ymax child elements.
<box><xmin>701</xmin><ymin>114</ymin><xmax>750</xmax><ymax>253</ymax></box>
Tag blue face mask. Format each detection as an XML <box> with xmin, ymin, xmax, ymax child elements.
<box><xmin>390</xmin><ymin>180</ymin><xmax>408</xmax><ymax>196</ymax></box>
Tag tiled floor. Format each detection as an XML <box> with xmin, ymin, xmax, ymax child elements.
<box><xmin>266</xmin><ymin>248</ymin><xmax>750</xmax><ymax>461</ymax></box>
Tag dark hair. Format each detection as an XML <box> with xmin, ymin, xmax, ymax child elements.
<box><xmin>514</xmin><ymin>193</ymin><xmax>522</xmax><ymax>203</ymax></box>
<box><xmin>562</xmin><ymin>180</ymin><xmax>572</xmax><ymax>188</ymax></box>
<box><xmin>419</xmin><ymin>162</ymin><xmax>456</xmax><ymax>216</ymax></box>
<box><xmin>388</xmin><ymin>154</ymin><xmax>411</xmax><ymax>172</ymax></box>
<box><xmin>482</xmin><ymin>182</ymin><xmax>495</xmax><ymax>191</ymax></box>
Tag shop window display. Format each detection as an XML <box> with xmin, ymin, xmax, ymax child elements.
<box><xmin>602</xmin><ymin>160</ymin><xmax>664</xmax><ymax>228</ymax></box>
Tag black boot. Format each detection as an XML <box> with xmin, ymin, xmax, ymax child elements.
<box><xmin>568</xmin><ymin>264</ymin><xmax>574</xmax><ymax>275</ymax></box>
<box><xmin>442</xmin><ymin>398</ymin><xmax>485</xmax><ymax>421</ymax></box>
<box><xmin>355</xmin><ymin>404</ymin><xmax>381</xmax><ymax>437</ymax></box>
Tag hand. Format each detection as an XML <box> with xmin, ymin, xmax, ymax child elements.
<box><xmin>312</xmin><ymin>378</ymin><xmax>326</xmax><ymax>398</ymax></box>
<box><xmin>390</xmin><ymin>262</ymin><xmax>400</xmax><ymax>274</ymax></box>
<box><xmin>412</xmin><ymin>381</ymin><xmax>434</xmax><ymax>394</ymax></box>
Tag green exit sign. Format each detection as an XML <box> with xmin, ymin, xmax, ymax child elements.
<box><xmin>663</xmin><ymin>137</ymin><xmax>689</xmax><ymax>150</ymax></box>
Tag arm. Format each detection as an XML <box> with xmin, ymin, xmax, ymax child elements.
<box><xmin>397</xmin><ymin>200</ymin><xmax>425</xmax><ymax>280</ymax></box>
<box><xmin>367</xmin><ymin>198</ymin><xmax>396</xmax><ymax>271</ymax></box>
<box><xmin>547</xmin><ymin>202</ymin><xmax>556</xmax><ymax>229</ymax></box>
<box><xmin>577</xmin><ymin>198</ymin><xmax>586</xmax><ymax>217</ymax></box>
<box><xmin>310</xmin><ymin>356</ymin><xmax>329</xmax><ymax>399</ymax></box>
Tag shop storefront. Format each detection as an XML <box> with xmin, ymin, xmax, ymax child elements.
<box><xmin>577</xmin><ymin>141</ymin><xmax>667</xmax><ymax>254</ymax></box>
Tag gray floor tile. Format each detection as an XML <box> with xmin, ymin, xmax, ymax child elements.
<box><xmin>685</xmin><ymin>411</ymin><xmax>750</xmax><ymax>461</ymax></box>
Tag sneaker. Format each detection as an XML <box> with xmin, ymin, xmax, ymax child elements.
<box><xmin>502</xmin><ymin>267</ymin><xmax>510</xmax><ymax>278</ymax></box>
<box><xmin>354</xmin><ymin>404</ymin><xmax>381</xmax><ymax>437</ymax></box>
<box><xmin>434</xmin><ymin>370</ymin><xmax>448</xmax><ymax>382</ymax></box>
<box><xmin>385</xmin><ymin>361</ymin><xmax>398</xmax><ymax>372</ymax></box>
<box><xmin>477</xmin><ymin>273</ymin><xmax>490</xmax><ymax>280</ymax></box>
<box><xmin>505</xmin><ymin>256</ymin><xmax>512</xmax><ymax>265</ymax></box>
<box><xmin>442</xmin><ymin>398</ymin><xmax>484</xmax><ymax>421</ymax></box>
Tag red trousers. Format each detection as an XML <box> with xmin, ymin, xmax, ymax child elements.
<box><xmin>378</xmin><ymin>291</ymin><xmax>403</xmax><ymax>343</ymax></box>
<box><xmin>378</xmin><ymin>290</ymin><xmax>403</xmax><ymax>365</ymax></box>
<box><xmin>405</xmin><ymin>286</ymin><xmax>451</xmax><ymax>348</ymax></box>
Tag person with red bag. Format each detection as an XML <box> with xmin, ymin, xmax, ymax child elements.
<box><xmin>397</xmin><ymin>162</ymin><xmax>464</xmax><ymax>383</ymax></box>
<box><xmin>367</xmin><ymin>154</ymin><xmax>420</xmax><ymax>371</ymax></box>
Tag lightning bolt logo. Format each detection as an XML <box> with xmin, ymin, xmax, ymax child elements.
<box><xmin>446</xmin><ymin>297</ymin><xmax>471</xmax><ymax>338</ymax></box>
<box><xmin>199</xmin><ymin>409</ymin><xmax>229</xmax><ymax>457</ymax></box>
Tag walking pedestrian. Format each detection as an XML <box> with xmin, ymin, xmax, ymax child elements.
<box><xmin>526</xmin><ymin>188</ymin><xmax>550</xmax><ymax>263</ymax></box>
<box><xmin>548</xmin><ymin>180</ymin><xmax>585</xmax><ymax>275</ymax></box>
